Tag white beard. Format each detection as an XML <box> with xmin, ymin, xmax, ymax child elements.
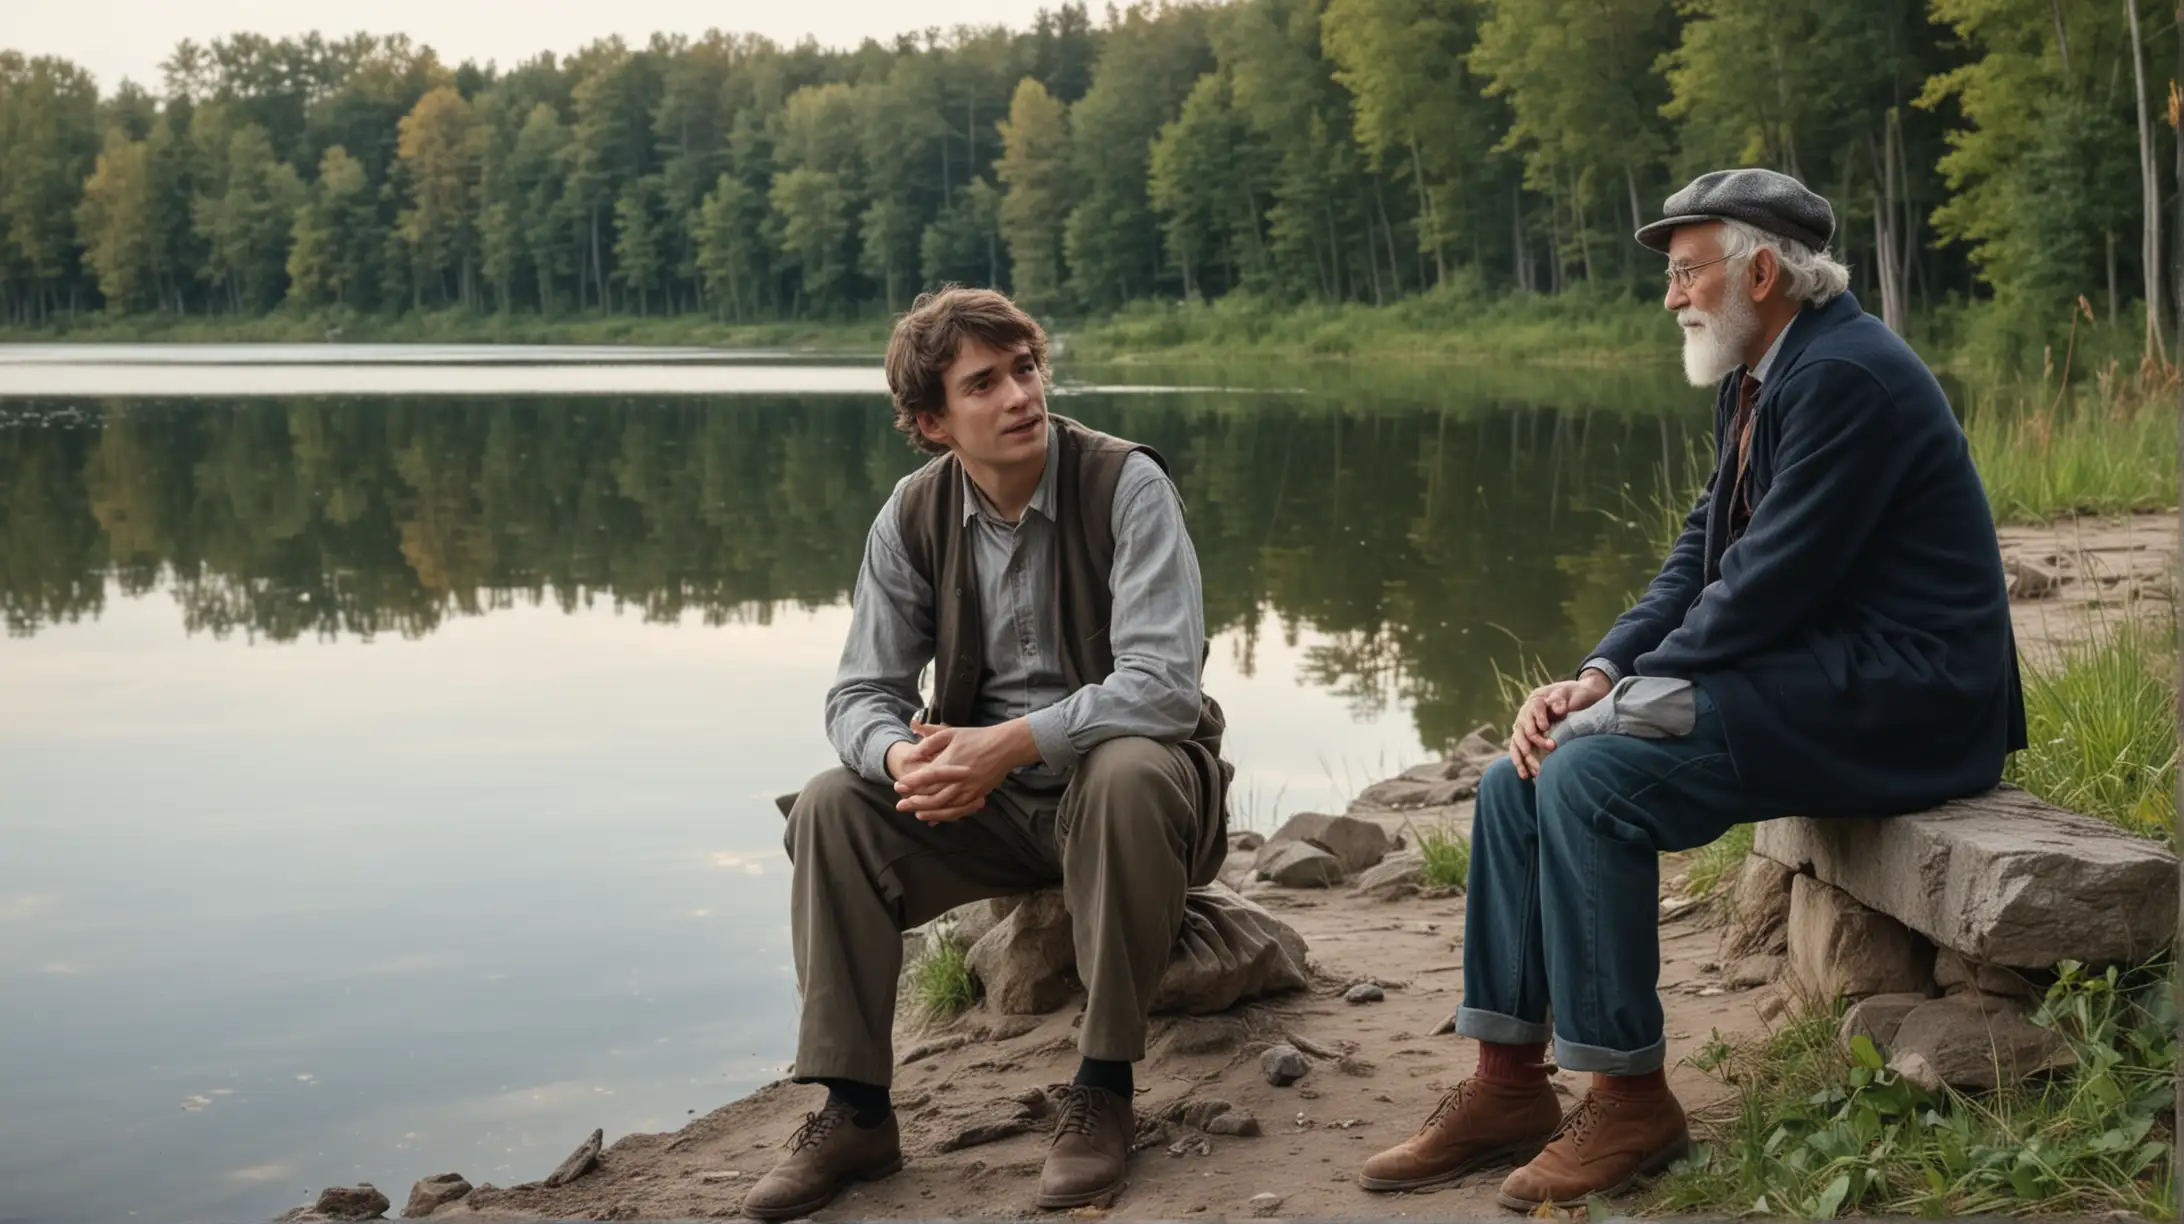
<box><xmin>1679</xmin><ymin>292</ymin><xmax>1761</xmax><ymax>387</ymax></box>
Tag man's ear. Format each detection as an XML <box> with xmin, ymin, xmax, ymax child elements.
<box><xmin>1749</xmin><ymin>248</ymin><xmax>1781</xmax><ymax>301</ymax></box>
<box><xmin>915</xmin><ymin>408</ymin><xmax>950</xmax><ymax>449</ymax></box>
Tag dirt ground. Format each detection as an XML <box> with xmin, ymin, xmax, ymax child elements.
<box><xmin>393</xmin><ymin>513</ymin><xmax>2176</xmax><ymax>1224</ymax></box>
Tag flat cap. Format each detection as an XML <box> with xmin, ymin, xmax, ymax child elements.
<box><xmin>1634</xmin><ymin>168</ymin><xmax>1835</xmax><ymax>253</ymax></box>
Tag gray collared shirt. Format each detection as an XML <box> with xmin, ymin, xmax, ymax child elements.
<box><xmin>825</xmin><ymin>426</ymin><xmax>1207</xmax><ymax>789</ymax></box>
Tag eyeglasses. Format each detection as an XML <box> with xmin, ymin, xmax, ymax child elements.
<box><xmin>1665</xmin><ymin>253</ymin><xmax>1734</xmax><ymax>288</ymax></box>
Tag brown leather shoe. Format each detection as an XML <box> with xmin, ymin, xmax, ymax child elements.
<box><xmin>1358</xmin><ymin>1077</ymin><xmax>1562</xmax><ymax>1192</ymax></box>
<box><xmin>1496</xmin><ymin>1089</ymin><xmax>1691</xmax><ymax>1210</ymax></box>
<box><xmin>741</xmin><ymin>1102</ymin><xmax>904</xmax><ymax>1220</ymax></box>
<box><xmin>1037</xmin><ymin>1085</ymin><xmax>1133</xmax><ymax>1210</ymax></box>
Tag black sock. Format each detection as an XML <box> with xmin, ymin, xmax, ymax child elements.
<box><xmin>816</xmin><ymin>1077</ymin><xmax>891</xmax><ymax>1127</ymax></box>
<box><xmin>1073</xmin><ymin>1057</ymin><xmax>1133</xmax><ymax>1099</ymax></box>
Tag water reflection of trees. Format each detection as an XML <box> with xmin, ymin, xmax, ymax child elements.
<box><xmin>1</xmin><ymin>392</ymin><xmax>1699</xmax><ymax>746</ymax></box>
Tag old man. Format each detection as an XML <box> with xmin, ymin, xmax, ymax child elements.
<box><xmin>1359</xmin><ymin>169</ymin><xmax>2025</xmax><ymax>1208</ymax></box>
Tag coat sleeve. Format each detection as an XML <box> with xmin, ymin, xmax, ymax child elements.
<box><xmin>1638</xmin><ymin>358</ymin><xmax>1919</xmax><ymax>676</ymax></box>
<box><xmin>1587</xmin><ymin>476</ymin><xmax>1713</xmax><ymax>678</ymax></box>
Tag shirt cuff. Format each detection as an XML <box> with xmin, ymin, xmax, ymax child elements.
<box><xmin>1024</xmin><ymin>705</ymin><xmax>1079</xmax><ymax>775</ymax></box>
<box><xmin>860</xmin><ymin>729</ymin><xmax>916</xmax><ymax>785</ymax></box>
<box><xmin>1579</xmin><ymin>656</ymin><xmax>1622</xmax><ymax>685</ymax></box>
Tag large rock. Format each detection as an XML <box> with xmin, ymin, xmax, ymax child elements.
<box><xmin>937</xmin><ymin>897</ymin><xmax>1019</xmax><ymax>951</ymax></box>
<box><xmin>544</xmin><ymin>1129</ymin><xmax>603</xmax><ymax>1188</ymax></box>
<box><xmin>1885</xmin><ymin>995</ymin><xmax>2065</xmax><ymax>1092</ymax></box>
<box><xmin>1754</xmin><ymin>788</ymin><xmax>2176</xmax><ymax>968</ymax></box>
<box><xmin>1786</xmin><ymin>875</ymin><xmax>1931</xmax><ymax>1001</ymax></box>
<box><xmin>1262</xmin><ymin>813</ymin><xmax>1392</xmax><ymax>873</ymax></box>
<box><xmin>1150</xmin><ymin>883</ymin><xmax>1311</xmax><ymax>1012</ymax></box>
<box><xmin>967</xmin><ymin>890</ymin><xmax>1077</xmax><ymax>1014</ymax></box>
<box><xmin>402</xmin><ymin>1174</ymin><xmax>471</xmax><ymax>1218</ymax></box>
<box><xmin>1723</xmin><ymin>853</ymin><xmax>1795</xmax><ymax>957</ymax></box>
<box><xmin>1254</xmin><ymin>841</ymin><xmax>1345</xmax><ymax>888</ymax></box>
<box><xmin>1448</xmin><ymin>724</ymin><xmax>1503</xmax><ymax>766</ymax></box>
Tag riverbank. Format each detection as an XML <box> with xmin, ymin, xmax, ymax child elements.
<box><xmin>0</xmin><ymin>307</ymin><xmax>890</xmax><ymax>352</ymax></box>
<box><xmin>280</xmin><ymin>512</ymin><xmax>2173</xmax><ymax>1223</ymax></box>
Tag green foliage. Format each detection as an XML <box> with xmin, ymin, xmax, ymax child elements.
<box><xmin>2007</xmin><ymin>615</ymin><xmax>2179</xmax><ymax>843</ymax></box>
<box><xmin>1680</xmin><ymin>821</ymin><xmax>1753</xmax><ymax>899</ymax></box>
<box><xmin>0</xmin><ymin>0</ymin><xmax>2172</xmax><ymax>341</ymax></box>
<box><xmin>1964</xmin><ymin>374</ymin><xmax>2180</xmax><ymax>522</ymax></box>
<box><xmin>908</xmin><ymin>929</ymin><xmax>978</xmax><ymax>1021</ymax></box>
<box><xmin>1412</xmin><ymin>823</ymin><xmax>1472</xmax><ymax>888</ymax></box>
<box><xmin>1653</xmin><ymin>963</ymin><xmax>2177</xmax><ymax>1218</ymax></box>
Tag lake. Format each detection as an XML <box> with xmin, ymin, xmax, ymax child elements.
<box><xmin>0</xmin><ymin>346</ymin><xmax>1703</xmax><ymax>1224</ymax></box>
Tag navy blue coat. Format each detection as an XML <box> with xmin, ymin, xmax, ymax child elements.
<box><xmin>1590</xmin><ymin>290</ymin><xmax>2027</xmax><ymax>817</ymax></box>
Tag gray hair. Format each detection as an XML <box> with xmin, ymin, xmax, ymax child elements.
<box><xmin>1716</xmin><ymin>218</ymin><xmax>1850</xmax><ymax>306</ymax></box>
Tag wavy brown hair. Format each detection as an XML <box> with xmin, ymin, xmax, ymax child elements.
<box><xmin>883</xmin><ymin>286</ymin><xmax>1051</xmax><ymax>454</ymax></box>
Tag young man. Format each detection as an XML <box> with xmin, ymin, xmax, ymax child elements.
<box><xmin>1358</xmin><ymin>169</ymin><xmax>2025</xmax><ymax>1208</ymax></box>
<box><xmin>744</xmin><ymin>287</ymin><xmax>1230</xmax><ymax>1220</ymax></box>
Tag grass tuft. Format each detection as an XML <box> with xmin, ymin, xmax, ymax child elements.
<box><xmin>1965</xmin><ymin>370</ymin><xmax>2179</xmax><ymax>522</ymax></box>
<box><xmin>2007</xmin><ymin>615</ymin><xmax>2179</xmax><ymax>844</ymax></box>
<box><xmin>906</xmin><ymin>928</ymin><xmax>977</xmax><ymax>1021</ymax></box>
<box><xmin>1651</xmin><ymin>961</ymin><xmax>2177</xmax><ymax>1219</ymax></box>
<box><xmin>1413</xmin><ymin>823</ymin><xmax>1472</xmax><ymax>888</ymax></box>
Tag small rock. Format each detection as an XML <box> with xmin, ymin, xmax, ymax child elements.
<box><xmin>1727</xmin><ymin>953</ymin><xmax>1783</xmax><ymax>989</ymax></box>
<box><xmin>1933</xmin><ymin>947</ymin><xmax>2047</xmax><ymax>1001</ymax></box>
<box><xmin>545</xmin><ymin>1129</ymin><xmax>603</xmax><ymax>1188</ymax></box>
<box><xmin>1250</xmin><ymin>1192</ymin><xmax>1286</xmax><ymax>1217</ymax></box>
<box><xmin>935</xmin><ymin>1117</ymin><xmax>1032</xmax><ymax>1152</ymax></box>
<box><xmin>1839</xmin><ymin>992</ymin><xmax>1930</xmax><ymax>1053</ymax></box>
<box><xmin>1265</xmin><ymin>813</ymin><xmax>1393</xmax><ymax>873</ymax></box>
<box><xmin>315</xmin><ymin>1185</ymin><xmax>391</xmax><ymax>1220</ymax></box>
<box><xmin>1229</xmin><ymin>831</ymin><xmax>1267</xmax><ymax>852</ymax></box>
<box><xmin>965</xmin><ymin>890</ymin><xmax>1077</xmax><ymax>1014</ymax></box>
<box><xmin>1891</xmin><ymin>1050</ymin><xmax>1944</xmax><ymax>1093</ymax></box>
<box><xmin>1350</xmin><ymin>778</ymin><xmax>1439</xmax><ymax>810</ymax></box>
<box><xmin>1013</xmin><ymin>1087</ymin><xmax>1051</xmax><ymax>1119</ymax></box>
<box><xmin>1207</xmin><ymin>1109</ymin><xmax>1261</xmax><ymax>1137</ymax></box>
<box><xmin>1448</xmin><ymin>724</ymin><xmax>1502</xmax><ymax>764</ymax></box>
<box><xmin>2005</xmin><ymin>556</ymin><xmax>2059</xmax><ymax>599</ymax></box>
<box><xmin>900</xmin><ymin>1034</ymin><xmax>971</xmax><ymax>1065</ymax></box>
<box><xmin>986</xmin><ymin>1015</ymin><xmax>1042</xmax><ymax>1041</ymax></box>
<box><xmin>1351</xmin><ymin>850</ymin><xmax>1429</xmax><ymax>900</ymax></box>
<box><xmin>1261</xmin><ymin>1044</ymin><xmax>1309</xmax><ymax>1086</ymax></box>
<box><xmin>1170</xmin><ymin>1098</ymin><xmax>1233</xmax><ymax>1129</ymax></box>
<box><xmin>402</xmin><ymin>1173</ymin><xmax>471</xmax><ymax>1218</ymax></box>
<box><xmin>1755</xmin><ymin>990</ymin><xmax>1788</xmax><ymax>1023</ymax></box>
<box><xmin>1166</xmin><ymin>1134</ymin><xmax>1213</xmax><ymax>1157</ymax></box>
<box><xmin>1344</xmin><ymin>983</ymin><xmax>1385</xmax><ymax>1004</ymax></box>
<box><xmin>1254</xmin><ymin>841</ymin><xmax>1345</xmax><ymax>888</ymax></box>
<box><xmin>1723</xmin><ymin>854</ymin><xmax>1796</xmax><ymax>957</ymax></box>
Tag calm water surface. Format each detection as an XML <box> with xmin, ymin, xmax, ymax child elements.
<box><xmin>0</xmin><ymin>347</ymin><xmax>1702</xmax><ymax>1224</ymax></box>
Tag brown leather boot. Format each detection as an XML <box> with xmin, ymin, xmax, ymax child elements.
<box><xmin>741</xmin><ymin>1102</ymin><xmax>904</xmax><ymax>1220</ymax></box>
<box><xmin>1496</xmin><ymin>1088</ymin><xmax>1691</xmax><ymax>1210</ymax></box>
<box><xmin>1037</xmin><ymin>1084</ymin><xmax>1133</xmax><ymax>1210</ymax></box>
<box><xmin>1357</xmin><ymin>1078</ymin><xmax>1563</xmax><ymax>1192</ymax></box>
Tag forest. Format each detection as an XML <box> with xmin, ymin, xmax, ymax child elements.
<box><xmin>0</xmin><ymin>0</ymin><xmax>2175</xmax><ymax>364</ymax></box>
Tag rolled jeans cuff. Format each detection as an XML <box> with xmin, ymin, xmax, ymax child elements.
<box><xmin>1553</xmin><ymin>1032</ymin><xmax>1668</xmax><ymax>1075</ymax></box>
<box><xmin>1454</xmin><ymin>1005</ymin><xmax>1552</xmax><ymax>1045</ymax></box>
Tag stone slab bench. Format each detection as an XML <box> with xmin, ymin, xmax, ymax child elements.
<box><xmin>1751</xmin><ymin>784</ymin><xmax>2175</xmax><ymax>969</ymax></box>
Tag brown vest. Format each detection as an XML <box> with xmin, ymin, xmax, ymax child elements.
<box><xmin>897</xmin><ymin>415</ymin><xmax>1231</xmax><ymax>817</ymax></box>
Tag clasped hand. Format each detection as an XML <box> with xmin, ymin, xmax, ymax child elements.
<box><xmin>886</xmin><ymin>719</ymin><xmax>1028</xmax><ymax>823</ymax></box>
<box><xmin>1507</xmin><ymin>671</ymin><xmax>1612</xmax><ymax>780</ymax></box>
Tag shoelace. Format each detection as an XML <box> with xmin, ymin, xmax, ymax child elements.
<box><xmin>1417</xmin><ymin>1080</ymin><xmax>1474</xmax><ymax>1134</ymax></box>
<box><xmin>1051</xmin><ymin>1085</ymin><xmax>1109</xmax><ymax>1140</ymax></box>
<box><xmin>788</xmin><ymin>1104</ymin><xmax>850</xmax><ymax>1153</ymax></box>
<box><xmin>1553</xmin><ymin>1094</ymin><xmax>1605</xmax><ymax>1149</ymax></box>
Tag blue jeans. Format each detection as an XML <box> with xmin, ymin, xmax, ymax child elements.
<box><xmin>1456</xmin><ymin>690</ymin><xmax>1764</xmax><ymax>1074</ymax></box>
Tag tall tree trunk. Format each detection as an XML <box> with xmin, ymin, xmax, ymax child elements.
<box><xmin>1869</xmin><ymin>110</ymin><xmax>1908</xmax><ymax>334</ymax></box>
<box><xmin>1512</xmin><ymin>182</ymin><xmax>1530</xmax><ymax>292</ymax></box>
<box><xmin>2108</xmin><ymin>230</ymin><xmax>2120</xmax><ymax>324</ymax></box>
<box><xmin>589</xmin><ymin>204</ymin><xmax>605</xmax><ymax>313</ymax></box>
<box><xmin>2052</xmin><ymin>0</ymin><xmax>2074</xmax><ymax>73</ymax></box>
<box><xmin>1572</xmin><ymin>173</ymin><xmax>1595</xmax><ymax>284</ymax></box>
<box><xmin>1374</xmin><ymin>178</ymin><xmax>1402</xmax><ymax>297</ymax></box>
<box><xmin>2126</xmin><ymin>0</ymin><xmax>2165</xmax><ymax>363</ymax></box>
<box><xmin>2174</xmin><ymin>23</ymin><xmax>2182</xmax><ymax>360</ymax></box>
<box><xmin>1411</xmin><ymin>134</ymin><xmax>1445</xmax><ymax>286</ymax></box>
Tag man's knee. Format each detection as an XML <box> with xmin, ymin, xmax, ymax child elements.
<box><xmin>783</xmin><ymin>766</ymin><xmax>874</xmax><ymax>860</ymax></box>
<box><xmin>1070</xmin><ymin>737</ymin><xmax>1187</xmax><ymax>841</ymax></box>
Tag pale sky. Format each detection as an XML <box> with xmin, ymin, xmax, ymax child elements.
<box><xmin>14</xmin><ymin>0</ymin><xmax>1075</xmax><ymax>94</ymax></box>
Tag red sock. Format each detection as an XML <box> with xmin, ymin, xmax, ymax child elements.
<box><xmin>1475</xmin><ymin>1041</ymin><xmax>1549</xmax><ymax>1086</ymax></box>
<box><xmin>1593</xmin><ymin>1069</ymin><xmax>1668</xmax><ymax>1099</ymax></box>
